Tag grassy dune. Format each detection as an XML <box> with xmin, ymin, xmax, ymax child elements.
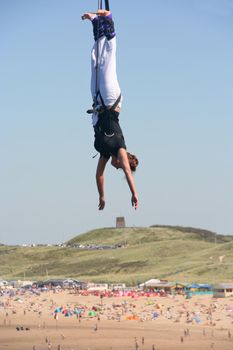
<box><xmin>1</xmin><ymin>226</ymin><xmax>233</xmax><ymax>284</ymax></box>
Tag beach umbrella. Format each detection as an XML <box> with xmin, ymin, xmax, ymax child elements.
<box><xmin>74</xmin><ymin>309</ymin><xmax>82</xmax><ymax>315</ymax></box>
<box><xmin>55</xmin><ymin>307</ymin><xmax>62</xmax><ymax>313</ymax></box>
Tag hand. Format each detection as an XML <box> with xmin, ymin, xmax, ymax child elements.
<box><xmin>98</xmin><ymin>196</ymin><xmax>105</xmax><ymax>210</ymax></box>
<box><xmin>81</xmin><ymin>13</ymin><xmax>96</xmax><ymax>21</ymax></box>
<box><xmin>131</xmin><ymin>194</ymin><xmax>138</xmax><ymax>210</ymax></box>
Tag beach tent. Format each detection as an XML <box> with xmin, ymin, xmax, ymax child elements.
<box><xmin>64</xmin><ymin>311</ymin><xmax>72</xmax><ymax>317</ymax></box>
<box><xmin>126</xmin><ymin>315</ymin><xmax>139</xmax><ymax>320</ymax></box>
<box><xmin>139</xmin><ymin>279</ymin><xmax>161</xmax><ymax>287</ymax></box>
<box><xmin>88</xmin><ymin>310</ymin><xmax>97</xmax><ymax>317</ymax></box>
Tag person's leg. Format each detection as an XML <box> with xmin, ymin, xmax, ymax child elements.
<box><xmin>103</xmin><ymin>13</ymin><xmax>116</xmax><ymax>40</ymax></box>
<box><xmin>82</xmin><ymin>10</ymin><xmax>112</xmax><ymax>41</ymax></box>
<box><xmin>89</xmin><ymin>15</ymin><xmax>108</xmax><ymax>110</ymax></box>
<box><xmin>90</xmin><ymin>36</ymin><xmax>107</xmax><ymax>124</ymax></box>
<box><xmin>99</xmin><ymin>12</ymin><xmax>121</xmax><ymax>108</ymax></box>
<box><xmin>87</xmin><ymin>11</ymin><xmax>121</xmax><ymax>122</ymax></box>
<box><xmin>92</xmin><ymin>16</ymin><xmax>105</xmax><ymax>42</ymax></box>
<box><xmin>99</xmin><ymin>36</ymin><xmax>121</xmax><ymax>108</ymax></box>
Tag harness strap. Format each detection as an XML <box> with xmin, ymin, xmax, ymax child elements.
<box><xmin>97</xmin><ymin>90</ymin><xmax>106</xmax><ymax>108</ymax></box>
<box><xmin>87</xmin><ymin>91</ymin><xmax>121</xmax><ymax>114</ymax></box>
<box><xmin>110</xmin><ymin>94</ymin><xmax>121</xmax><ymax>111</ymax></box>
<box><xmin>105</xmin><ymin>0</ymin><xmax>110</xmax><ymax>11</ymax></box>
<box><xmin>97</xmin><ymin>91</ymin><xmax>121</xmax><ymax>111</ymax></box>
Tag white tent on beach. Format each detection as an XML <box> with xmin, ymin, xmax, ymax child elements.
<box><xmin>140</xmin><ymin>279</ymin><xmax>161</xmax><ymax>287</ymax></box>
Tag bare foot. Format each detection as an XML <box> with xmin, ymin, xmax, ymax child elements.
<box><xmin>82</xmin><ymin>10</ymin><xmax>111</xmax><ymax>20</ymax></box>
<box><xmin>97</xmin><ymin>10</ymin><xmax>111</xmax><ymax>17</ymax></box>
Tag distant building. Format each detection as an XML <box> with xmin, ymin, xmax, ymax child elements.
<box><xmin>116</xmin><ymin>217</ymin><xmax>126</xmax><ymax>228</ymax></box>
<box><xmin>139</xmin><ymin>279</ymin><xmax>175</xmax><ymax>293</ymax></box>
<box><xmin>87</xmin><ymin>283</ymin><xmax>108</xmax><ymax>292</ymax></box>
<box><xmin>109</xmin><ymin>283</ymin><xmax>126</xmax><ymax>291</ymax></box>
<box><xmin>213</xmin><ymin>283</ymin><xmax>233</xmax><ymax>298</ymax></box>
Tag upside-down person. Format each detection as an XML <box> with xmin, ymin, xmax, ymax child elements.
<box><xmin>82</xmin><ymin>9</ymin><xmax>139</xmax><ymax>210</ymax></box>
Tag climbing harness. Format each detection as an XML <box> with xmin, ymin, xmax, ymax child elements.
<box><xmin>94</xmin><ymin>92</ymin><xmax>122</xmax><ymax>137</ymax></box>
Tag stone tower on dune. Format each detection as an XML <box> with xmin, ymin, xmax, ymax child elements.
<box><xmin>116</xmin><ymin>217</ymin><xmax>126</xmax><ymax>228</ymax></box>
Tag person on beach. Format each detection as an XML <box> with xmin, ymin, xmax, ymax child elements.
<box><xmin>82</xmin><ymin>9</ymin><xmax>139</xmax><ymax>210</ymax></box>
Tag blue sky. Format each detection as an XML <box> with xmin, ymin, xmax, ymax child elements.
<box><xmin>1</xmin><ymin>0</ymin><xmax>233</xmax><ymax>245</ymax></box>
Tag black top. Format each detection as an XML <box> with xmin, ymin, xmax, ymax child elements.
<box><xmin>94</xmin><ymin>110</ymin><xmax>126</xmax><ymax>159</ymax></box>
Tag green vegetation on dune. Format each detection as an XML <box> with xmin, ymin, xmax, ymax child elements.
<box><xmin>1</xmin><ymin>226</ymin><xmax>233</xmax><ymax>284</ymax></box>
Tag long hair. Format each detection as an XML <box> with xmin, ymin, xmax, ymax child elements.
<box><xmin>127</xmin><ymin>152</ymin><xmax>139</xmax><ymax>172</ymax></box>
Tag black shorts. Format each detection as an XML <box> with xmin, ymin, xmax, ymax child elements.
<box><xmin>94</xmin><ymin>110</ymin><xmax>126</xmax><ymax>158</ymax></box>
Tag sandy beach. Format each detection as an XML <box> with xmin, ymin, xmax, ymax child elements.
<box><xmin>1</xmin><ymin>289</ymin><xmax>233</xmax><ymax>350</ymax></box>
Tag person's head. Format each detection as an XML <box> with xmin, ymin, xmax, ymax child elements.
<box><xmin>111</xmin><ymin>156</ymin><xmax>121</xmax><ymax>169</ymax></box>
<box><xmin>111</xmin><ymin>152</ymin><xmax>139</xmax><ymax>172</ymax></box>
<box><xmin>127</xmin><ymin>152</ymin><xmax>139</xmax><ymax>172</ymax></box>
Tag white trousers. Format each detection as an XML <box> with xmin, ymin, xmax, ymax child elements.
<box><xmin>91</xmin><ymin>36</ymin><xmax>121</xmax><ymax>125</ymax></box>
